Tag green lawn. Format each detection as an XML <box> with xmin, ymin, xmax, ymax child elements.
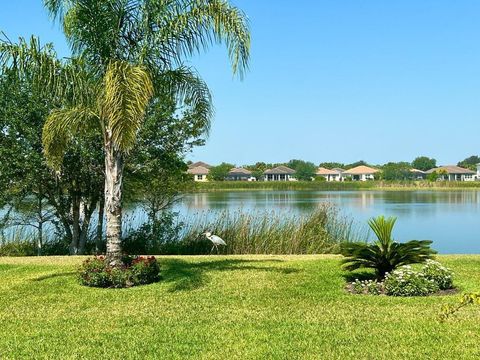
<box><xmin>1</xmin><ymin>255</ymin><xmax>479</xmax><ymax>359</ymax></box>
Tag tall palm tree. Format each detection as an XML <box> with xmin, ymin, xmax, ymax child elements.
<box><xmin>42</xmin><ymin>0</ymin><xmax>250</xmax><ymax>263</ymax></box>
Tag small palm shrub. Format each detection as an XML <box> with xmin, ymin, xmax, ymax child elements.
<box><xmin>78</xmin><ymin>256</ymin><xmax>160</xmax><ymax>288</ymax></box>
<box><xmin>384</xmin><ymin>266</ymin><xmax>439</xmax><ymax>297</ymax></box>
<box><xmin>341</xmin><ymin>216</ymin><xmax>436</xmax><ymax>280</ymax></box>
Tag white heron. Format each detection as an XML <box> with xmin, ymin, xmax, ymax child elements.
<box><xmin>202</xmin><ymin>231</ymin><xmax>226</xmax><ymax>254</ymax></box>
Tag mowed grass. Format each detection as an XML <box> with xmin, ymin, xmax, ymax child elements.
<box><xmin>0</xmin><ymin>256</ymin><xmax>479</xmax><ymax>359</ymax></box>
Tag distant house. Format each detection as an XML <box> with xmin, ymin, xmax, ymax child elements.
<box><xmin>263</xmin><ymin>166</ymin><xmax>296</xmax><ymax>181</ymax></box>
<box><xmin>316</xmin><ymin>167</ymin><xmax>343</xmax><ymax>182</ymax></box>
<box><xmin>426</xmin><ymin>165</ymin><xmax>476</xmax><ymax>181</ymax></box>
<box><xmin>343</xmin><ymin>165</ymin><xmax>378</xmax><ymax>181</ymax></box>
<box><xmin>226</xmin><ymin>167</ymin><xmax>256</xmax><ymax>181</ymax></box>
<box><xmin>187</xmin><ymin>165</ymin><xmax>210</xmax><ymax>182</ymax></box>
<box><xmin>410</xmin><ymin>168</ymin><xmax>426</xmax><ymax>180</ymax></box>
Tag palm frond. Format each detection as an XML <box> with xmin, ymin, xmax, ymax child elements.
<box><xmin>42</xmin><ymin>106</ymin><xmax>99</xmax><ymax>168</ymax></box>
<box><xmin>154</xmin><ymin>66</ymin><xmax>213</xmax><ymax>135</ymax></box>
<box><xmin>102</xmin><ymin>60</ymin><xmax>154</xmax><ymax>152</ymax></box>
<box><xmin>147</xmin><ymin>0</ymin><xmax>250</xmax><ymax>77</ymax></box>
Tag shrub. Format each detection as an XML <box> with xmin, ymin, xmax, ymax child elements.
<box><xmin>78</xmin><ymin>256</ymin><xmax>160</xmax><ymax>288</ymax></box>
<box><xmin>384</xmin><ymin>266</ymin><xmax>439</xmax><ymax>297</ymax></box>
<box><xmin>341</xmin><ymin>216</ymin><xmax>436</xmax><ymax>280</ymax></box>
<box><xmin>421</xmin><ymin>259</ymin><xmax>454</xmax><ymax>290</ymax></box>
<box><xmin>351</xmin><ymin>279</ymin><xmax>383</xmax><ymax>295</ymax></box>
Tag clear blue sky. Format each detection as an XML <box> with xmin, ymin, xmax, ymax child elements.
<box><xmin>2</xmin><ymin>1</ymin><xmax>480</xmax><ymax>166</ymax></box>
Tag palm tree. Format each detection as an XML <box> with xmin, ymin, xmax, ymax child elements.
<box><xmin>340</xmin><ymin>216</ymin><xmax>436</xmax><ymax>280</ymax></box>
<box><xmin>42</xmin><ymin>0</ymin><xmax>250</xmax><ymax>263</ymax></box>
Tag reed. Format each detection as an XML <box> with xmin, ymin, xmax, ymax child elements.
<box><xmin>177</xmin><ymin>205</ymin><xmax>366</xmax><ymax>255</ymax></box>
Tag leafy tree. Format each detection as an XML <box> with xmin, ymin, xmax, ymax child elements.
<box><xmin>412</xmin><ymin>156</ymin><xmax>436</xmax><ymax>171</ymax></box>
<box><xmin>318</xmin><ymin>162</ymin><xmax>345</xmax><ymax>169</ymax></box>
<box><xmin>345</xmin><ymin>160</ymin><xmax>368</xmax><ymax>169</ymax></box>
<box><xmin>208</xmin><ymin>163</ymin><xmax>235</xmax><ymax>181</ymax></box>
<box><xmin>381</xmin><ymin>162</ymin><xmax>412</xmax><ymax>181</ymax></box>
<box><xmin>0</xmin><ymin>38</ymin><xmax>104</xmax><ymax>255</ymax></box>
<box><xmin>42</xmin><ymin>0</ymin><xmax>250</xmax><ymax>263</ymax></box>
<box><xmin>340</xmin><ymin>216</ymin><xmax>436</xmax><ymax>280</ymax></box>
<box><xmin>287</xmin><ymin>159</ymin><xmax>316</xmax><ymax>181</ymax></box>
<box><xmin>457</xmin><ymin>155</ymin><xmax>480</xmax><ymax>170</ymax></box>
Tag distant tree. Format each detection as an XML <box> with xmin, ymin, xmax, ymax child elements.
<box><xmin>345</xmin><ymin>160</ymin><xmax>368</xmax><ymax>169</ymax></box>
<box><xmin>381</xmin><ymin>162</ymin><xmax>412</xmax><ymax>181</ymax></box>
<box><xmin>412</xmin><ymin>156</ymin><xmax>436</xmax><ymax>171</ymax></box>
<box><xmin>319</xmin><ymin>162</ymin><xmax>345</xmax><ymax>169</ymax></box>
<box><xmin>458</xmin><ymin>155</ymin><xmax>480</xmax><ymax>170</ymax></box>
<box><xmin>208</xmin><ymin>163</ymin><xmax>235</xmax><ymax>181</ymax></box>
<box><xmin>287</xmin><ymin>159</ymin><xmax>317</xmax><ymax>181</ymax></box>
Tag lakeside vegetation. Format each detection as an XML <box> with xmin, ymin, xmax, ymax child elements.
<box><xmin>193</xmin><ymin>180</ymin><xmax>480</xmax><ymax>192</ymax></box>
<box><xmin>1</xmin><ymin>207</ymin><xmax>363</xmax><ymax>256</ymax></box>
<box><xmin>1</xmin><ymin>255</ymin><xmax>479</xmax><ymax>359</ymax></box>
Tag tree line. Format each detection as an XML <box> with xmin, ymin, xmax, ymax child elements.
<box><xmin>205</xmin><ymin>155</ymin><xmax>480</xmax><ymax>181</ymax></box>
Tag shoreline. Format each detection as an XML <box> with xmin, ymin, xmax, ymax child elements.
<box><xmin>190</xmin><ymin>181</ymin><xmax>480</xmax><ymax>192</ymax></box>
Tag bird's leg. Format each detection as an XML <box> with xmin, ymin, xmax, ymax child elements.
<box><xmin>216</xmin><ymin>245</ymin><xmax>220</xmax><ymax>255</ymax></box>
<box><xmin>210</xmin><ymin>245</ymin><xmax>215</xmax><ymax>254</ymax></box>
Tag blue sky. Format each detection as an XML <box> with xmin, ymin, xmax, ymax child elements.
<box><xmin>2</xmin><ymin>1</ymin><xmax>480</xmax><ymax>166</ymax></box>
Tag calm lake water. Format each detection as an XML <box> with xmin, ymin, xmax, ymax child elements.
<box><xmin>169</xmin><ymin>190</ymin><xmax>480</xmax><ymax>254</ymax></box>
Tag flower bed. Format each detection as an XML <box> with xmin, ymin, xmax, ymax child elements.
<box><xmin>78</xmin><ymin>255</ymin><xmax>160</xmax><ymax>288</ymax></box>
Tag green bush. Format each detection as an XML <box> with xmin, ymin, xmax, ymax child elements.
<box><xmin>384</xmin><ymin>266</ymin><xmax>439</xmax><ymax>297</ymax></box>
<box><xmin>351</xmin><ymin>279</ymin><xmax>383</xmax><ymax>295</ymax></box>
<box><xmin>78</xmin><ymin>256</ymin><xmax>160</xmax><ymax>288</ymax></box>
<box><xmin>421</xmin><ymin>259</ymin><xmax>454</xmax><ymax>290</ymax></box>
<box><xmin>0</xmin><ymin>240</ymin><xmax>36</xmax><ymax>256</ymax></box>
<box><xmin>341</xmin><ymin>216</ymin><xmax>436</xmax><ymax>280</ymax></box>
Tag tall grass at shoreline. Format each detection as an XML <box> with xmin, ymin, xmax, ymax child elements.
<box><xmin>177</xmin><ymin>205</ymin><xmax>366</xmax><ymax>255</ymax></box>
<box><xmin>1</xmin><ymin>205</ymin><xmax>365</xmax><ymax>256</ymax></box>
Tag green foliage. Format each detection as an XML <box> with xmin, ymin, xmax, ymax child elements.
<box><xmin>351</xmin><ymin>279</ymin><xmax>383</xmax><ymax>295</ymax></box>
<box><xmin>78</xmin><ymin>255</ymin><xmax>160</xmax><ymax>288</ymax></box>
<box><xmin>412</xmin><ymin>156</ymin><xmax>436</xmax><ymax>171</ymax></box>
<box><xmin>287</xmin><ymin>159</ymin><xmax>316</xmax><ymax>181</ymax></box>
<box><xmin>341</xmin><ymin>216</ymin><xmax>436</xmax><ymax>279</ymax></box>
<box><xmin>122</xmin><ymin>212</ymin><xmax>184</xmax><ymax>254</ymax></box>
<box><xmin>421</xmin><ymin>259</ymin><xmax>454</xmax><ymax>290</ymax></box>
<box><xmin>384</xmin><ymin>265</ymin><xmax>439</xmax><ymax>297</ymax></box>
<box><xmin>208</xmin><ymin>162</ymin><xmax>235</xmax><ymax>181</ymax></box>
<box><xmin>427</xmin><ymin>171</ymin><xmax>439</xmax><ymax>182</ymax></box>
<box><xmin>441</xmin><ymin>293</ymin><xmax>480</xmax><ymax>321</ymax></box>
<box><xmin>457</xmin><ymin>155</ymin><xmax>480</xmax><ymax>170</ymax></box>
<box><xmin>318</xmin><ymin>162</ymin><xmax>345</xmax><ymax>169</ymax></box>
<box><xmin>381</xmin><ymin>162</ymin><xmax>413</xmax><ymax>181</ymax></box>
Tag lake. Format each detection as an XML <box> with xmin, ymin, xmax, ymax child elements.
<box><xmin>169</xmin><ymin>190</ymin><xmax>480</xmax><ymax>254</ymax></box>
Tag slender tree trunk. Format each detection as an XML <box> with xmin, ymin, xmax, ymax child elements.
<box><xmin>105</xmin><ymin>143</ymin><xmax>124</xmax><ymax>264</ymax></box>
<box><xmin>96</xmin><ymin>195</ymin><xmax>105</xmax><ymax>254</ymax></box>
<box><xmin>37</xmin><ymin>188</ymin><xmax>43</xmax><ymax>256</ymax></box>
<box><xmin>70</xmin><ymin>195</ymin><xmax>81</xmax><ymax>255</ymax></box>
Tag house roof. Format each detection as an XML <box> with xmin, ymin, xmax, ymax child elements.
<box><xmin>332</xmin><ymin>168</ymin><xmax>345</xmax><ymax>172</ymax></box>
<box><xmin>343</xmin><ymin>165</ymin><xmax>379</xmax><ymax>175</ymax></box>
<box><xmin>264</xmin><ymin>165</ymin><xmax>296</xmax><ymax>175</ymax></box>
<box><xmin>410</xmin><ymin>168</ymin><xmax>426</xmax><ymax>174</ymax></box>
<box><xmin>228</xmin><ymin>167</ymin><xmax>252</xmax><ymax>176</ymax></box>
<box><xmin>188</xmin><ymin>161</ymin><xmax>212</xmax><ymax>169</ymax></box>
<box><xmin>316</xmin><ymin>167</ymin><xmax>341</xmax><ymax>175</ymax></box>
<box><xmin>187</xmin><ymin>166</ymin><xmax>210</xmax><ymax>175</ymax></box>
<box><xmin>425</xmin><ymin>165</ymin><xmax>475</xmax><ymax>175</ymax></box>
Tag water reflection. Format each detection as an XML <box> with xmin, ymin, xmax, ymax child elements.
<box><xmin>175</xmin><ymin>190</ymin><xmax>480</xmax><ymax>254</ymax></box>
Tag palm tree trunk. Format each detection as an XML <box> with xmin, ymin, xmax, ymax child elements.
<box><xmin>105</xmin><ymin>143</ymin><xmax>124</xmax><ymax>264</ymax></box>
<box><xmin>96</xmin><ymin>195</ymin><xmax>105</xmax><ymax>254</ymax></box>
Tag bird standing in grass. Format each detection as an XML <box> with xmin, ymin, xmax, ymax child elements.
<box><xmin>202</xmin><ymin>232</ymin><xmax>227</xmax><ymax>254</ymax></box>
